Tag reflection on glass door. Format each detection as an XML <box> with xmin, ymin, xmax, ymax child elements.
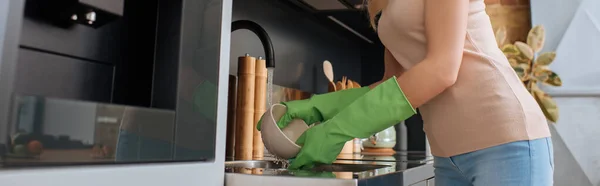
<box><xmin>3</xmin><ymin>96</ymin><xmax>183</xmax><ymax>166</ymax></box>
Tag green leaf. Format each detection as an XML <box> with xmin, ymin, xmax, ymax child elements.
<box><xmin>527</xmin><ymin>25</ymin><xmax>546</xmax><ymax>53</ymax></box>
<box><xmin>518</xmin><ymin>63</ymin><xmax>531</xmax><ymax>73</ymax></box>
<box><xmin>515</xmin><ymin>55</ymin><xmax>532</xmax><ymax>66</ymax></box>
<box><xmin>511</xmin><ymin>62</ymin><xmax>532</xmax><ymax>82</ymax></box>
<box><xmin>536</xmin><ymin>52</ymin><xmax>556</xmax><ymax>66</ymax></box>
<box><xmin>502</xmin><ymin>44</ymin><xmax>520</xmax><ymax>57</ymax></box>
<box><xmin>508</xmin><ymin>58</ymin><xmax>519</xmax><ymax>67</ymax></box>
<box><xmin>532</xmin><ymin>67</ymin><xmax>562</xmax><ymax>86</ymax></box>
<box><xmin>515</xmin><ymin>41</ymin><xmax>534</xmax><ymax>60</ymax></box>
<box><xmin>533</xmin><ymin>66</ymin><xmax>550</xmax><ymax>82</ymax></box>
<box><xmin>532</xmin><ymin>86</ymin><xmax>559</xmax><ymax>123</ymax></box>
<box><xmin>545</xmin><ymin>71</ymin><xmax>562</xmax><ymax>86</ymax></box>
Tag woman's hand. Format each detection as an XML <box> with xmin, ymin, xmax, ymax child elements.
<box><xmin>256</xmin><ymin>87</ymin><xmax>370</xmax><ymax>130</ymax></box>
<box><xmin>289</xmin><ymin>77</ymin><xmax>416</xmax><ymax>170</ymax></box>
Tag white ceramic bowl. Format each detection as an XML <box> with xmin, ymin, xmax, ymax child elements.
<box><xmin>260</xmin><ymin>104</ymin><xmax>309</xmax><ymax>159</ymax></box>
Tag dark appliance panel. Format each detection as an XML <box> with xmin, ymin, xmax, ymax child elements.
<box><xmin>1</xmin><ymin>0</ymin><xmax>225</xmax><ymax>167</ymax></box>
<box><xmin>15</xmin><ymin>49</ymin><xmax>114</xmax><ymax>103</ymax></box>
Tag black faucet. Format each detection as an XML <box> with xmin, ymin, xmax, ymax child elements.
<box><xmin>231</xmin><ymin>20</ymin><xmax>275</xmax><ymax>68</ymax></box>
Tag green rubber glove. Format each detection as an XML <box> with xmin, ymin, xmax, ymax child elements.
<box><xmin>290</xmin><ymin>170</ymin><xmax>336</xmax><ymax>178</ymax></box>
<box><xmin>257</xmin><ymin>87</ymin><xmax>370</xmax><ymax>130</ymax></box>
<box><xmin>288</xmin><ymin>77</ymin><xmax>416</xmax><ymax>170</ymax></box>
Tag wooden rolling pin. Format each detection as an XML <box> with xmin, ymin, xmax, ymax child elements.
<box><xmin>253</xmin><ymin>57</ymin><xmax>267</xmax><ymax>160</ymax></box>
<box><xmin>235</xmin><ymin>54</ymin><xmax>256</xmax><ymax>160</ymax></box>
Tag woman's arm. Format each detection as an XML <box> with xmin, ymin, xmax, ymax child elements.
<box><xmin>382</xmin><ymin>48</ymin><xmax>404</xmax><ymax>80</ymax></box>
<box><xmin>370</xmin><ymin>0</ymin><xmax>469</xmax><ymax>108</ymax></box>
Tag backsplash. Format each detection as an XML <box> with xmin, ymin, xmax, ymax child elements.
<box><xmin>230</xmin><ymin>0</ymin><xmax>363</xmax><ymax>94</ymax></box>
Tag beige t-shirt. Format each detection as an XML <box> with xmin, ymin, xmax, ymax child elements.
<box><xmin>377</xmin><ymin>0</ymin><xmax>551</xmax><ymax>157</ymax></box>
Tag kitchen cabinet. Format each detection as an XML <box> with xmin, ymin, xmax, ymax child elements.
<box><xmin>283</xmin><ymin>0</ymin><xmax>378</xmax><ymax>44</ymax></box>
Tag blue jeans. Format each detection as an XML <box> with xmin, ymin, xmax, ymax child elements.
<box><xmin>434</xmin><ymin>137</ymin><xmax>554</xmax><ymax>186</ymax></box>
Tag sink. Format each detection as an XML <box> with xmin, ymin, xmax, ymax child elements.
<box><xmin>225</xmin><ymin>160</ymin><xmax>389</xmax><ymax>172</ymax></box>
<box><xmin>225</xmin><ymin>160</ymin><xmax>285</xmax><ymax>169</ymax></box>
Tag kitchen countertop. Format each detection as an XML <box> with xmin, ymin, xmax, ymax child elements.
<box><xmin>225</xmin><ymin>151</ymin><xmax>434</xmax><ymax>186</ymax></box>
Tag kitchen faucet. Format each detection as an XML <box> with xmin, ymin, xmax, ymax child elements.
<box><xmin>231</xmin><ymin>20</ymin><xmax>275</xmax><ymax>68</ymax></box>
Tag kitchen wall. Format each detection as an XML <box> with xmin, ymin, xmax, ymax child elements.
<box><xmin>230</xmin><ymin>0</ymin><xmax>364</xmax><ymax>94</ymax></box>
<box><xmin>360</xmin><ymin>41</ymin><xmax>385</xmax><ymax>85</ymax></box>
<box><xmin>485</xmin><ymin>0</ymin><xmax>532</xmax><ymax>44</ymax></box>
<box><xmin>531</xmin><ymin>0</ymin><xmax>599</xmax><ymax>185</ymax></box>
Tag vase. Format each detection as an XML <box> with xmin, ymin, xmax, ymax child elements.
<box><xmin>362</xmin><ymin>126</ymin><xmax>396</xmax><ymax>149</ymax></box>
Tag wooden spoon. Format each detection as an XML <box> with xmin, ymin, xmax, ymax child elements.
<box><xmin>323</xmin><ymin>60</ymin><xmax>336</xmax><ymax>92</ymax></box>
<box><xmin>336</xmin><ymin>81</ymin><xmax>345</xmax><ymax>91</ymax></box>
<box><xmin>346</xmin><ymin>79</ymin><xmax>354</xmax><ymax>89</ymax></box>
<box><xmin>352</xmin><ymin>80</ymin><xmax>361</xmax><ymax>88</ymax></box>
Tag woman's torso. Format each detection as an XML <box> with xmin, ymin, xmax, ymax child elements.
<box><xmin>376</xmin><ymin>0</ymin><xmax>551</xmax><ymax>157</ymax></box>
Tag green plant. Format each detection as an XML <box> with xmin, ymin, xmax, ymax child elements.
<box><xmin>495</xmin><ymin>25</ymin><xmax>562</xmax><ymax>123</ymax></box>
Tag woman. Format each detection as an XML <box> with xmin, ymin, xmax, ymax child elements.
<box><xmin>258</xmin><ymin>0</ymin><xmax>554</xmax><ymax>185</ymax></box>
